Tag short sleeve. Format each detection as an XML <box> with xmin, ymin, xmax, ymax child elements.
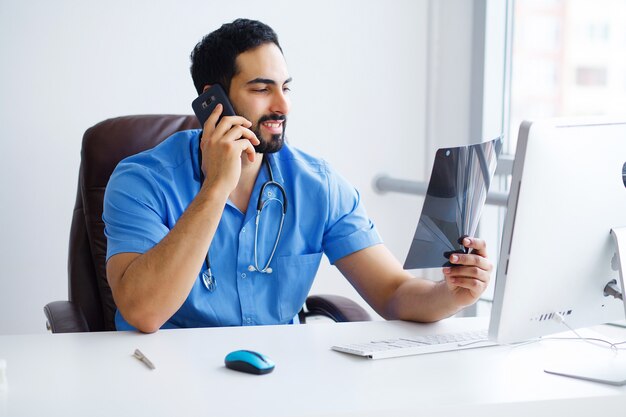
<box><xmin>321</xmin><ymin>163</ymin><xmax>382</xmax><ymax>264</ymax></box>
<box><xmin>103</xmin><ymin>162</ymin><xmax>170</xmax><ymax>260</ymax></box>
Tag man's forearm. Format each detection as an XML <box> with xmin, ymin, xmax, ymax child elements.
<box><xmin>336</xmin><ymin>245</ymin><xmax>463</xmax><ymax>323</ymax></box>
<box><xmin>387</xmin><ymin>278</ymin><xmax>463</xmax><ymax>323</ymax></box>
<box><xmin>110</xmin><ymin>184</ymin><xmax>229</xmax><ymax>332</ymax></box>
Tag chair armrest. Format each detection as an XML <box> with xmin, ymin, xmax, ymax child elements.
<box><xmin>304</xmin><ymin>294</ymin><xmax>372</xmax><ymax>323</ymax></box>
<box><xmin>43</xmin><ymin>301</ymin><xmax>90</xmax><ymax>333</ymax></box>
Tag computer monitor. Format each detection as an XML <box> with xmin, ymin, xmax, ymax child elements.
<box><xmin>489</xmin><ymin>117</ymin><xmax>626</xmax><ymax>345</ymax></box>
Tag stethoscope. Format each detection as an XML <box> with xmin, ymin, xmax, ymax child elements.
<box><xmin>199</xmin><ymin>153</ymin><xmax>288</xmax><ymax>292</ymax></box>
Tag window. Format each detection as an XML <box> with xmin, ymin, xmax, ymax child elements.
<box><xmin>508</xmin><ymin>0</ymin><xmax>626</xmax><ymax>150</ymax></box>
<box><xmin>474</xmin><ymin>0</ymin><xmax>626</xmax><ymax>315</ymax></box>
<box><xmin>575</xmin><ymin>67</ymin><xmax>607</xmax><ymax>87</ymax></box>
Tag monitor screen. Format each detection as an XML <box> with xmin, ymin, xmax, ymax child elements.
<box><xmin>489</xmin><ymin>118</ymin><xmax>626</xmax><ymax>344</ymax></box>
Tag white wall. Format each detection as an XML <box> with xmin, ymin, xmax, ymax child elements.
<box><xmin>0</xmin><ymin>0</ymin><xmax>431</xmax><ymax>334</ymax></box>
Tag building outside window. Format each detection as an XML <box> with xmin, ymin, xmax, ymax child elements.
<box><xmin>477</xmin><ymin>0</ymin><xmax>626</xmax><ymax>315</ymax></box>
<box><xmin>508</xmin><ymin>0</ymin><xmax>626</xmax><ymax>149</ymax></box>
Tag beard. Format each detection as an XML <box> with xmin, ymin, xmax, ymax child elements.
<box><xmin>252</xmin><ymin>114</ymin><xmax>287</xmax><ymax>154</ymax></box>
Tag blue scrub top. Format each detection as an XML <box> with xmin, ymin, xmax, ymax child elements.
<box><xmin>103</xmin><ymin>130</ymin><xmax>381</xmax><ymax>330</ymax></box>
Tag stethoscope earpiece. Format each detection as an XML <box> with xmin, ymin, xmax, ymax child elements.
<box><xmin>247</xmin><ymin>265</ymin><xmax>273</xmax><ymax>274</ymax></box>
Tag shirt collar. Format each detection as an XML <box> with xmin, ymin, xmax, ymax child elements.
<box><xmin>191</xmin><ymin>130</ymin><xmax>202</xmax><ymax>183</ymax></box>
<box><xmin>263</xmin><ymin>147</ymin><xmax>285</xmax><ymax>185</ymax></box>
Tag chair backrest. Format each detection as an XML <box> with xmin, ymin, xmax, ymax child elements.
<box><xmin>69</xmin><ymin>115</ymin><xmax>200</xmax><ymax>331</ymax></box>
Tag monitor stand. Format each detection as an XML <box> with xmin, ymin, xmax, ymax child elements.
<box><xmin>544</xmin><ymin>355</ymin><xmax>626</xmax><ymax>386</ymax></box>
<box><xmin>543</xmin><ymin>227</ymin><xmax>626</xmax><ymax>386</ymax></box>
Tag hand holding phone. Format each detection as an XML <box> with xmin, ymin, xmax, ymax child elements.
<box><xmin>192</xmin><ymin>84</ymin><xmax>259</xmax><ymax>190</ymax></box>
<box><xmin>192</xmin><ymin>84</ymin><xmax>236</xmax><ymax>128</ymax></box>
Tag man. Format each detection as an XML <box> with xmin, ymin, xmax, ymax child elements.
<box><xmin>103</xmin><ymin>19</ymin><xmax>492</xmax><ymax>333</ymax></box>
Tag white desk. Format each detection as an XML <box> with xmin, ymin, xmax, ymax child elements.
<box><xmin>1</xmin><ymin>317</ymin><xmax>626</xmax><ymax>417</ymax></box>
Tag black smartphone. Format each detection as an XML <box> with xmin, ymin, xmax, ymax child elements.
<box><xmin>192</xmin><ymin>84</ymin><xmax>236</xmax><ymax>128</ymax></box>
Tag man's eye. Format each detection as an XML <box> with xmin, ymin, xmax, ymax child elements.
<box><xmin>283</xmin><ymin>86</ymin><xmax>291</xmax><ymax>93</ymax></box>
<box><xmin>253</xmin><ymin>88</ymin><xmax>269</xmax><ymax>93</ymax></box>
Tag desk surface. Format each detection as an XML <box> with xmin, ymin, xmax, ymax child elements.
<box><xmin>1</xmin><ymin>317</ymin><xmax>626</xmax><ymax>417</ymax></box>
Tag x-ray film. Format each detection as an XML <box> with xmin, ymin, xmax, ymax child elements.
<box><xmin>404</xmin><ymin>137</ymin><xmax>503</xmax><ymax>269</ymax></box>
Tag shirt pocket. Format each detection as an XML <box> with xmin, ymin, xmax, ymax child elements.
<box><xmin>275</xmin><ymin>251</ymin><xmax>323</xmax><ymax>322</ymax></box>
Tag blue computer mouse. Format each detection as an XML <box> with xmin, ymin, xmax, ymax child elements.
<box><xmin>224</xmin><ymin>350</ymin><xmax>275</xmax><ymax>375</ymax></box>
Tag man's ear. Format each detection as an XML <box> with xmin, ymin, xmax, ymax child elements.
<box><xmin>202</xmin><ymin>84</ymin><xmax>212</xmax><ymax>93</ymax></box>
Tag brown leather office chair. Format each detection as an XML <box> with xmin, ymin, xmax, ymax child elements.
<box><xmin>43</xmin><ymin>115</ymin><xmax>371</xmax><ymax>333</ymax></box>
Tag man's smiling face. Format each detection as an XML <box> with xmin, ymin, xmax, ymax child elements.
<box><xmin>228</xmin><ymin>42</ymin><xmax>292</xmax><ymax>154</ymax></box>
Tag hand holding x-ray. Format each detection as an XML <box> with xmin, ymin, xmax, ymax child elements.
<box><xmin>404</xmin><ymin>137</ymin><xmax>503</xmax><ymax>269</ymax></box>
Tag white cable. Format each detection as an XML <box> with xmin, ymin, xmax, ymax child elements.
<box><xmin>551</xmin><ymin>312</ymin><xmax>621</xmax><ymax>352</ymax></box>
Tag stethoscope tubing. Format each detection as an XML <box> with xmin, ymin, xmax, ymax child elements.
<box><xmin>200</xmin><ymin>153</ymin><xmax>287</xmax><ymax>291</ymax></box>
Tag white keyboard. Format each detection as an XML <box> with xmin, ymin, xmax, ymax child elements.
<box><xmin>331</xmin><ymin>329</ymin><xmax>496</xmax><ymax>359</ymax></box>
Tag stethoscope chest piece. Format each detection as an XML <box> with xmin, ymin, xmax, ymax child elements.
<box><xmin>202</xmin><ymin>269</ymin><xmax>216</xmax><ymax>292</ymax></box>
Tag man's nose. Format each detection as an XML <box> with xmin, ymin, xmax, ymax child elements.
<box><xmin>270</xmin><ymin>90</ymin><xmax>290</xmax><ymax>115</ymax></box>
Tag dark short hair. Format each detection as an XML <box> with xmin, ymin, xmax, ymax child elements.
<box><xmin>190</xmin><ymin>18</ymin><xmax>283</xmax><ymax>95</ymax></box>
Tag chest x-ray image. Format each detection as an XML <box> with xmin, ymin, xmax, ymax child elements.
<box><xmin>404</xmin><ymin>137</ymin><xmax>502</xmax><ymax>269</ymax></box>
